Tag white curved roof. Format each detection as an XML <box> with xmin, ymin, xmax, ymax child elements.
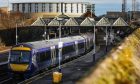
<box><xmin>10</xmin><ymin>0</ymin><xmax>93</xmax><ymax>3</ymax></box>
<box><xmin>26</xmin><ymin>35</ymin><xmax>85</xmax><ymax>50</ymax></box>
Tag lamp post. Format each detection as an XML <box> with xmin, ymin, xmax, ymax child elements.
<box><xmin>127</xmin><ymin>8</ymin><xmax>132</xmax><ymax>23</ymax></box>
<box><xmin>105</xmin><ymin>26</ymin><xmax>108</xmax><ymax>52</ymax></box>
<box><xmin>57</xmin><ymin>17</ymin><xmax>63</xmax><ymax>72</ymax></box>
<box><xmin>110</xmin><ymin>25</ymin><xmax>113</xmax><ymax>45</ymax></box>
<box><xmin>128</xmin><ymin>9</ymin><xmax>132</xmax><ymax>22</ymax></box>
<box><xmin>93</xmin><ymin>24</ymin><xmax>96</xmax><ymax>62</ymax></box>
<box><xmin>16</xmin><ymin>23</ymin><xmax>18</xmax><ymax>45</ymax></box>
<box><xmin>52</xmin><ymin>3</ymin><xmax>64</xmax><ymax>83</ymax></box>
<box><xmin>44</xmin><ymin>24</ymin><xmax>47</xmax><ymax>40</ymax></box>
<box><xmin>42</xmin><ymin>18</ymin><xmax>50</xmax><ymax>41</ymax></box>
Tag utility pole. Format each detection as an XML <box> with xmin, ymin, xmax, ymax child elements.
<box><xmin>132</xmin><ymin>0</ymin><xmax>136</xmax><ymax>19</ymax></box>
<box><xmin>122</xmin><ymin>0</ymin><xmax>127</xmax><ymax>12</ymax></box>
<box><xmin>136</xmin><ymin>1</ymin><xmax>140</xmax><ymax>11</ymax></box>
<box><xmin>132</xmin><ymin>0</ymin><xmax>136</xmax><ymax>12</ymax></box>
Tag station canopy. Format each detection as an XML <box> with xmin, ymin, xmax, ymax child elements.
<box><xmin>64</xmin><ymin>18</ymin><xmax>79</xmax><ymax>26</ymax></box>
<box><xmin>31</xmin><ymin>16</ymin><xmax>129</xmax><ymax>27</ymax></box>
<box><xmin>48</xmin><ymin>19</ymin><xmax>60</xmax><ymax>26</ymax></box>
<box><xmin>31</xmin><ymin>17</ymin><xmax>45</xmax><ymax>26</ymax></box>
<box><xmin>113</xmin><ymin>17</ymin><xmax>128</xmax><ymax>26</ymax></box>
<box><xmin>80</xmin><ymin>17</ymin><xmax>95</xmax><ymax>26</ymax></box>
<box><xmin>96</xmin><ymin>17</ymin><xmax>111</xmax><ymax>26</ymax></box>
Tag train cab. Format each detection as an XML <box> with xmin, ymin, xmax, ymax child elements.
<box><xmin>8</xmin><ymin>45</ymin><xmax>32</xmax><ymax>73</ymax></box>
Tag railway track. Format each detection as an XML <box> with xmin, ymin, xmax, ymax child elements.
<box><xmin>18</xmin><ymin>47</ymin><xmax>98</xmax><ymax>84</ymax></box>
<box><xmin>0</xmin><ymin>55</ymin><xmax>86</xmax><ymax>84</ymax></box>
<box><xmin>0</xmin><ymin>63</ymin><xmax>10</xmax><ymax>84</ymax></box>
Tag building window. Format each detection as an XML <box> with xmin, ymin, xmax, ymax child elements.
<box><xmin>28</xmin><ymin>3</ymin><xmax>31</xmax><ymax>13</ymax></box>
<box><xmin>56</xmin><ymin>3</ymin><xmax>59</xmax><ymax>12</ymax></box>
<box><xmin>42</xmin><ymin>3</ymin><xmax>45</xmax><ymax>12</ymax></box>
<box><xmin>71</xmin><ymin>3</ymin><xmax>72</xmax><ymax>13</ymax></box>
<box><xmin>92</xmin><ymin>4</ymin><xmax>95</xmax><ymax>13</ymax></box>
<box><xmin>22</xmin><ymin>3</ymin><xmax>25</xmax><ymax>13</ymax></box>
<box><xmin>86</xmin><ymin>4</ymin><xmax>91</xmax><ymax>12</ymax></box>
<box><xmin>17</xmin><ymin>4</ymin><xmax>19</xmax><ymax>11</ymax></box>
<box><xmin>65</xmin><ymin>3</ymin><xmax>67</xmax><ymax>13</ymax></box>
<box><xmin>12</xmin><ymin>4</ymin><xmax>15</xmax><ymax>11</ymax></box>
<box><xmin>49</xmin><ymin>3</ymin><xmax>52</xmax><ymax>12</ymax></box>
<box><xmin>35</xmin><ymin>3</ymin><xmax>38</xmax><ymax>13</ymax></box>
<box><xmin>77</xmin><ymin>4</ymin><xmax>78</xmax><ymax>13</ymax></box>
<box><xmin>81</xmin><ymin>4</ymin><xmax>83</xmax><ymax>13</ymax></box>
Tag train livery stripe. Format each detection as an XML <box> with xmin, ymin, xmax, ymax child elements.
<box><xmin>10</xmin><ymin>64</ymin><xmax>29</xmax><ymax>72</ymax></box>
<box><xmin>12</xmin><ymin>47</ymin><xmax>31</xmax><ymax>51</ymax></box>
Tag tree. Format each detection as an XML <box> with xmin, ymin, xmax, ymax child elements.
<box><xmin>0</xmin><ymin>11</ymin><xmax>26</xmax><ymax>29</ymax></box>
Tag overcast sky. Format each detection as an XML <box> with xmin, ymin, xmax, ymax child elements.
<box><xmin>0</xmin><ymin>0</ymin><xmax>133</xmax><ymax>16</ymax></box>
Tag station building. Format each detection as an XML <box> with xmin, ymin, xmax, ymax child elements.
<box><xmin>10</xmin><ymin>0</ymin><xmax>95</xmax><ymax>18</ymax></box>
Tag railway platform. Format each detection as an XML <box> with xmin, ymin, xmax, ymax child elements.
<box><xmin>20</xmin><ymin>46</ymin><xmax>112</xmax><ymax>84</ymax></box>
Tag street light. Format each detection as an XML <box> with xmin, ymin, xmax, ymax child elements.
<box><xmin>56</xmin><ymin>17</ymin><xmax>64</xmax><ymax>72</ymax></box>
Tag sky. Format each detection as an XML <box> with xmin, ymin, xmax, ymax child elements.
<box><xmin>95</xmin><ymin>0</ymin><xmax>132</xmax><ymax>16</ymax></box>
<box><xmin>0</xmin><ymin>0</ymin><xmax>133</xmax><ymax>16</ymax></box>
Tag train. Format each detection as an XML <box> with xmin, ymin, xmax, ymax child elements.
<box><xmin>8</xmin><ymin>33</ymin><xmax>94</xmax><ymax>78</ymax></box>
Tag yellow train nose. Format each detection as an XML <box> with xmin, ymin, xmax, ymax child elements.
<box><xmin>10</xmin><ymin>64</ymin><xmax>29</xmax><ymax>72</ymax></box>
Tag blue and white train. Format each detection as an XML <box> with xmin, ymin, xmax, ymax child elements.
<box><xmin>8</xmin><ymin>33</ymin><xmax>94</xmax><ymax>77</ymax></box>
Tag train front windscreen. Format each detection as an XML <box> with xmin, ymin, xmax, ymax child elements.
<box><xmin>10</xmin><ymin>51</ymin><xmax>31</xmax><ymax>64</ymax></box>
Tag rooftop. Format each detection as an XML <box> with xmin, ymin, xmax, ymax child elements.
<box><xmin>10</xmin><ymin>0</ymin><xmax>93</xmax><ymax>3</ymax></box>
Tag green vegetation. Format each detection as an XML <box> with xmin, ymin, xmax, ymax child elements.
<box><xmin>77</xmin><ymin>28</ymin><xmax>140</xmax><ymax>84</ymax></box>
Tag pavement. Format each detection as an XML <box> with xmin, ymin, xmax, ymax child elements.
<box><xmin>29</xmin><ymin>46</ymin><xmax>111</xmax><ymax>84</ymax></box>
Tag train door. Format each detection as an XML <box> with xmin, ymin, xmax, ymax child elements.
<box><xmin>88</xmin><ymin>38</ymin><xmax>91</xmax><ymax>49</ymax></box>
<box><xmin>85</xmin><ymin>38</ymin><xmax>88</xmax><ymax>50</ymax></box>
<box><xmin>75</xmin><ymin>41</ymin><xmax>78</xmax><ymax>55</ymax></box>
<box><xmin>51</xmin><ymin>46</ymin><xmax>56</xmax><ymax>66</ymax></box>
<box><xmin>36</xmin><ymin>49</ymin><xmax>51</xmax><ymax>70</ymax></box>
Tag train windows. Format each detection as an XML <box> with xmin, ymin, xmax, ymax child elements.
<box><xmin>62</xmin><ymin>44</ymin><xmax>75</xmax><ymax>55</ymax></box>
<box><xmin>10</xmin><ymin>51</ymin><xmax>31</xmax><ymax>63</ymax></box>
<box><xmin>37</xmin><ymin>50</ymin><xmax>51</xmax><ymax>62</ymax></box>
<box><xmin>45</xmin><ymin>50</ymin><xmax>51</xmax><ymax>60</ymax></box>
<box><xmin>78</xmin><ymin>42</ymin><xmax>84</xmax><ymax>49</ymax></box>
<box><xmin>39</xmin><ymin>52</ymin><xmax>46</xmax><ymax>62</ymax></box>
